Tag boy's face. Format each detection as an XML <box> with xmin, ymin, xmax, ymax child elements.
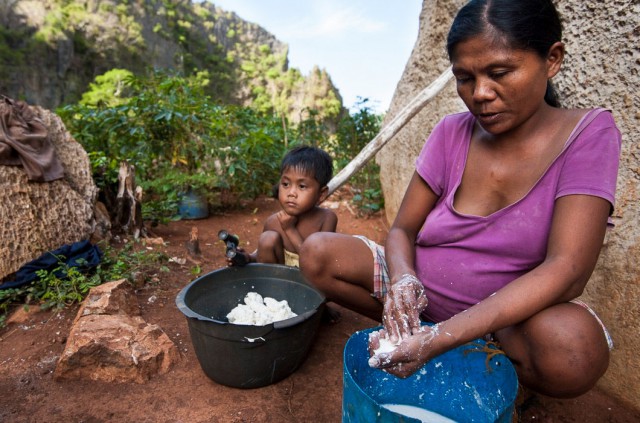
<box><xmin>278</xmin><ymin>167</ymin><xmax>326</xmax><ymax>216</ymax></box>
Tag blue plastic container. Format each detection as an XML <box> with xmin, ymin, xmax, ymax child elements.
<box><xmin>177</xmin><ymin>189</ymin><xmax>209</xmax><ymax>220</ymax></box>
<box><xmin>343</xmin><ymin>327</ymin><xmax>518</xmax><ymax>423</ymax></box>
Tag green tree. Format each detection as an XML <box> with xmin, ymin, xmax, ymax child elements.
<box><xmin>80</xmin><ymin>69</ymin><xmax>134</xmax><ymax>107</ymax></box>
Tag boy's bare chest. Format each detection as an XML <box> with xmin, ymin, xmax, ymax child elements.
<box><xmin>277</xmin><ymin>212</ymin><xmax>327</xmax><ymax>251</ymax></box>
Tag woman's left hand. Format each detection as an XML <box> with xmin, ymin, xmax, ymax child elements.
<box><xmin>368</xmin><ymin>325</ymin><xmax>438</xmax><ymax>378</ymax></box>
<box><xmin>383</xmin><ymin>274</ymin><xmax>429</xmax><ymax>341</ymax></box>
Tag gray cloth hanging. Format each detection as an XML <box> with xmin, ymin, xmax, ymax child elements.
<box><xmin>0</xmin><ymin>95</ymin><xmax>64</xmax><ymax>182</ymax></box>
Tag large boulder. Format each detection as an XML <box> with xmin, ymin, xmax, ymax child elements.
<box><xmin>0</xmin><ymin>103</ymin><xmax>97</xmax><ymax>280</ymax></box>
<box><xmin>378</xmin><ymin>0</ymin><xmax>640</xmax><ymax>410</ymax></box>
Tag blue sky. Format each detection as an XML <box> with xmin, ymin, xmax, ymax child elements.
<box><xmin>206</xmin><ymin>1</ymin><xmax>423</xmax><ymax>113</ymax></box>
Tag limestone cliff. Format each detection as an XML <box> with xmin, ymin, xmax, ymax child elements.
<box><xmin>0</xmin><ymin>0</ymin><xmax>342</xmax><ymax>123</ymax></box>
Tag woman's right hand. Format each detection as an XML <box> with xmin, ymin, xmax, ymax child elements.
<box><xmin>383</xmin><ymin>274</ymin><xmax>429</xmax><ymax>342</ymax></box>
<box><xmin>368</xmin><ymin>325</ymin><xmax>438</xmax><ymax>378</ymax></box>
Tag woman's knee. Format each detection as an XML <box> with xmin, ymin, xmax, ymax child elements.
<box><xmin>498</xmin><ymin>303</ymin><xmax>610</xmax><ymax>398</ymax></box>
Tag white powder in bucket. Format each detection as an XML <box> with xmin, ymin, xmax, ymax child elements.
<box><xmin>381</xmin><ymin>404</ymin><xmax>457</xmax><ymax>423</ymax></box>
<box><xmin>226</xmin><ymin>292</ymin><xmax>297</xmax><ymax>325</ymax></box>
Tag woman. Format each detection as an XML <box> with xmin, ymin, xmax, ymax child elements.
<box><xmin>300</xmin><ymin>0</ymin><xmax>621</xmax><ymax>398</ymax></box>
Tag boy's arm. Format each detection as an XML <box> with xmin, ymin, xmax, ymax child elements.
<box><xmin>277</xmin><ymin>209</ymin><xmax>338</xmax><ymax>253</ymax></box>
<box><xmin>278</xmin><ymin>211</ymin><xmax>304</xmax><ymax>253</ymax></box>
<box><xmin>228</xmin><ymin>216</ymin><xmax>275</xmax><ymax>266</ymax></box>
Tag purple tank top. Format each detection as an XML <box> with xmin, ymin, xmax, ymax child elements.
<box><xmin>414</xmin><ymin>110</ymin><xmax>621</xmax><ymax>322</ymax></box>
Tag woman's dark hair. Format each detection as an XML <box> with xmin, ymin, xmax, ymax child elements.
<box><xmin>446</xmin><ymin>0</ymin><xmax>563</xmax><ymax>107</ymax></box>
<box><xmin>280</xmin><ymin>145</ymin><xmax>333</xmax><ymax>188</ymax></box>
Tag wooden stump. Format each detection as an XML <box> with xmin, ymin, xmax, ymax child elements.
<box><xmin>114</xmin><ymin>161</ymin><xmax>145</xmax><ymax>239</ymax></box>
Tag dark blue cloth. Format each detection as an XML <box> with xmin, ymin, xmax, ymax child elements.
<box><xmin>0</xmin><ymin>240</ymin><xmax>102</xmax><ymax>290</ymax></box>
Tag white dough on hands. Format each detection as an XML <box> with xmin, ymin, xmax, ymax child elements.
<box><xmin>368</xmin><ymin>330</ymin><xmax>401</xmax><ymax>368</ymax></box>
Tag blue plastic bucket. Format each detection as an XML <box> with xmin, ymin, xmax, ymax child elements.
<box><xmin>177</xmin><ymin>189</ymin><xmax>209</xmax><ymax>220</ymax></box>
<box><xmin>343</xmin><ymin>327</ymin><xmax>518</xmax><ymax>422</ymax></box>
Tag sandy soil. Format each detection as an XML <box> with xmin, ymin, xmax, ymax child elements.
<box><xmin>1</xmin><ymin>193</ymin><xmax>639</xmax><ymax>423</ymax></box>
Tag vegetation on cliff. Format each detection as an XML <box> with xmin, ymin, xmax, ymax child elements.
<box><xmin>0</xmin><ymin>0</ymin><xmax>343</xmax><ymax>125</ymax></box>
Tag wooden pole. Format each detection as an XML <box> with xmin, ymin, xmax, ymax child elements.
<box><xmin>327</xmin><ymin>67</ymin><xmax>453</xmax><ymax>195</ymax></box>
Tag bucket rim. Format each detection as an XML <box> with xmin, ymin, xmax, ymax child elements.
<box><xmin>175</xmin><ymin>263</ymin><xmax>326</xmax><ymax>327</ymax></box>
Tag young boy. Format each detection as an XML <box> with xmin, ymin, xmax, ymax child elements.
<box><xmin>228</xmin><ymin>145</ymin><xmax>337</xmax><ymax>267</ymax></box>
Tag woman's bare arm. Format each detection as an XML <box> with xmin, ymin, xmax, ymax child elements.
<box><xmin>374</xmin><ymin>194</ymin><xmax>611</xmax><ymax>377</ymax></box>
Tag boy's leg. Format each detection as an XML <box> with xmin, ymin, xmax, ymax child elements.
<box><xmin>300</xmin><ymin>232</ymin><xmax>382</xmax><ymax>322</ymax></box>
<box><xmin>257</xmin><ymin>230</ymin><xmax>285</xmax><ymax>264</ymax></box>
<box><xmin>495</xmin><ymin>302</ymin><xmax>610</xmax><ymax>398</ymax></box>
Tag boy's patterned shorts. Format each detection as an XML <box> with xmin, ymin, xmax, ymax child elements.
<box><xmin>353</xmin><ymin>235</ymin><xmax>389</xmax><ymax>303</ymax></box>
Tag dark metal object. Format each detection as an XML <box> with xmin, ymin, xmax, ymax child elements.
<box><xmin>218</xmin><ymin>229</ymin><xmax>248</xmax><ymax>266</ymax></box>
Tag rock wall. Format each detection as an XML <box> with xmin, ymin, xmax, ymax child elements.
<box><xmin>377</xmin><ymin>0</ymin><xmax>640</xmax><ymax>411</ymax></box>
<box><xmin>0</xmin><ymin>106</ymin><xmax>97</xmax><ymax>280</ymax></box>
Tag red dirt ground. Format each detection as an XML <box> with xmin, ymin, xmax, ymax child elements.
<box><xmin>1</xmin><ymin>192</ymin><xmax>639</xmax><ymax>422</ymax></box>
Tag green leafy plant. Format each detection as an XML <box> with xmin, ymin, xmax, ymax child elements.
<box><xmin>0</xmin><ymin>242</ymin><xmax>168</xmax><ymax>327</ymax></box>
<box><xmin>352</xmin><ymin>186</ymin><xmax>384</xmax><ymax>215</ymax></box>
<box><xmin>328</xmin><ymin>98</ymin><xmax>385</xmax><ymax>215</ymax></box>
<box><xmin>28</xmin><ymin>257</ymin><xmax>101</xmax><ymax>311</ymax></box>
<box><xmin>190</xmin><ymin>265</ymin><xmax>202</xmax><ymax>276</ymax></box>
<box><xmin>80</xmin><ymin>68</ymin><xmax>134</xmax><ymax>107</ymax></box>
<box><xmin>59</xmin><ymin>69</ymin><xmax>292</xmax><ymax>222</ymax></box>
<box><xmin>96</xmin><ymin>243</ymin><xmax>169</xmax><ymax>285</ymax></box>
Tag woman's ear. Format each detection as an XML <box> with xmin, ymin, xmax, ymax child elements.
<box><xmin>546</xmin><ymin>41</ymin><xmax>565</xmax><ymax>78</ymax></box>
<box><xmin>317</xmin><ymin>186</ymin><xmax>329</xmax><ymax>204</ymax></box>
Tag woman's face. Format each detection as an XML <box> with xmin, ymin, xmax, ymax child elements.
<box><xmin>451</xmin><ymin>33</ymin><xmax>562</xmax><ymax>136</ymax></box>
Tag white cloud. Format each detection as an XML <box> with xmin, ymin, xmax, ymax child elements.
<box><xmin>279</xmin><ymin>6</ymin><xmax>386</xmax><ymax>39</ymax></box>
<box><xmin>315</xmin><ymin>7</ymin><xmax>386</xmax><ymax>34</ymax></box>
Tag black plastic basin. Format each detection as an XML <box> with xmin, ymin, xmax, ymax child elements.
<box><xmin>175</xmin><ymin>263</ymin><xmax>326</xmax><ymax>389</ymax></box>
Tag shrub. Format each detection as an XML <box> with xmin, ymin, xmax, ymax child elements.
<box><xmin>59</xmin><ymin>69</ymin><xmax>385</xmax><ymax>222</ymax></box>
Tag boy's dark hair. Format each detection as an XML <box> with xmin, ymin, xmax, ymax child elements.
<box><xmin>280</xmin><ymin>145</ymin><xmax>333</xmax><ymax>187</ymax></box>
<box><xmin>446</xmin><ymin>0</ymin><xmax>563</xmax><ymax>107</ymax></box>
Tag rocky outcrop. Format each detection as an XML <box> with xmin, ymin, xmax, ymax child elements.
<box><xmin>0</xmin><ymin>103</ymin><xmax>97</xmax><ymax>281</ymax></box>
<box><xmin>54</xmin><ymin>279</ymin><xmax>180</xmax><ymax>383</ymax></box>
<box><xmin>1</xmin><ymin>0</ymin><xmax>343</xmax><ymax>123</ymax></box>
<box><xmin>377</xmin><ymin>1</ymin><xmax>465</xmax><ymax>220</ymax></box>
<box><xmin>377</xmin><ymin>0</ymin><xmax>640</xmax><ymax>411</ymax></box>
